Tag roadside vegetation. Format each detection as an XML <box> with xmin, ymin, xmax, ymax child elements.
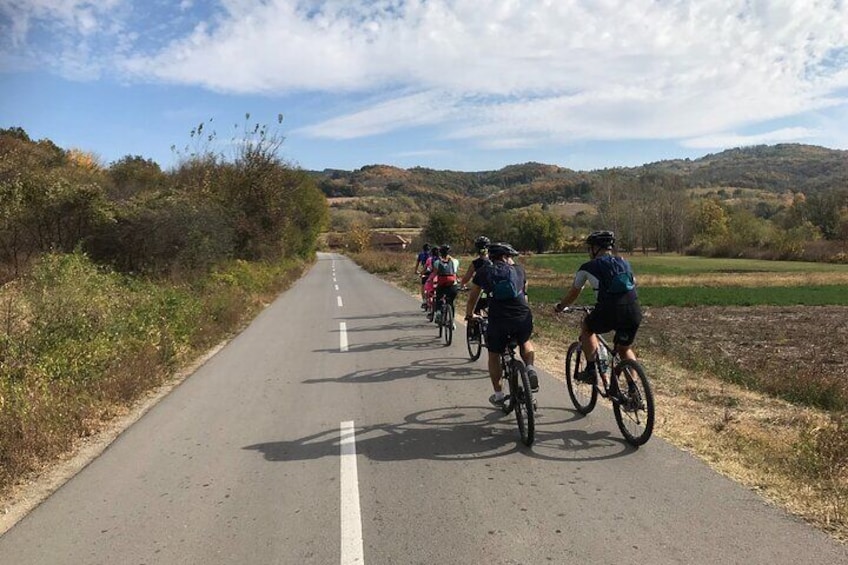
<box><xmin>349</xmin><ymin>248</ymin><xmax>848</xmax><ymax>541</ymax></box>
<box><xmin>0</xmin><ymin>122</ymin><xmax>328</xmax><ymax>502</ymax></box>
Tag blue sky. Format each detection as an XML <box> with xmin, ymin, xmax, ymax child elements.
<box><xmin>2</xmin><ymin>0</ymin><xmax>848</xmax><ymax>173</ymax></box>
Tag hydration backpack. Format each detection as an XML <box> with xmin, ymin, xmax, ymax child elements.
<box><xmin>487</xmin><ymin>262</ymin><xmax>523</xmax><ymax>300</ymax></box>
<box><xmin>599</xmin><ymin>255</ymin><xmax>635</xmax><ymax>294</ymax></box>
<box><xmin>435</xmin><ymin>258</ymin><xmax>457</xmax><ymax>287</ymax></box>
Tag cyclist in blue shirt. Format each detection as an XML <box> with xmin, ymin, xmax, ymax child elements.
<box><xmin>415</xmin><ymin>243</ymin><xmax>432</xmax><ymax>308</ymax></box>
<box><xmin>554</xmin><ymin>230</ymin><xmax>642</xmax><ymax>383</ymax></box>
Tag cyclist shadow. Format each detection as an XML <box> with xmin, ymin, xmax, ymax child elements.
<box><xmin>341</xmin><ymin>320</ymin><xmax>432</xmax><ymax>333</ymax></box>
<box><xmin>244</xmin><ymin>406</ymin><xmax>637</xmax><ymax>464</ymax></box>
<box><xmin>313</xmin><ymin>335</ymin><xmax>448</xmax><ymax>354</ymax></box>
<box><xmin>529</xmin><ymin>406</ymin><xmax>639</xmax><ymax>460</ymax></box>
<box><xmin>335</xmin><ymin>311</ymin><xmax>423</xmax><ymax>321</ymax></box>
<box><xmin>302</xmin><ymin>358</ymin><xmax>488</xmax><ymax>384</ymax></box>
<box><xmin>244</xmin><ymin>409</ymin><xmax>523</xmax><ymax>463</ymax></box>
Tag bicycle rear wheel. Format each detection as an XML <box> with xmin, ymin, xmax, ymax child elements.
<box><xmin>612</xmin><ymin>360</ymin><xmax>655</xmax><ymax>446</ymax></box>
<box><xmin>443</xmin><ymin>305</ymin><xmax>454</xmax><ymax>346</ymax></box>
<box><xmin>466</xmin><ymin>319</ymin><xmax>482</xmax><ymax>360</ymax></box>
<box><xmin>565</xmin><ymin>341</ymin><xmax>597</xmax><ymax>414</ymax></box>
<box><xmin>510</xmin><ymin>360</ymin><xmax>535</xmax><ymax>446</ymax></box>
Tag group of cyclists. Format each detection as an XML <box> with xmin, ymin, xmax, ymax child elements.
<box><xmin>414</xmin><ymin>231</ymin><xmax>642</xmax><ymax>409</ymax></box>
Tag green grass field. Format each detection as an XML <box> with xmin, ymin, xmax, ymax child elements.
<box><xmin>526</xmin><ymin>253</ymin><xmax>848</xmax><ymax>306</ymax></box>
<box><xmin>528</xmin><ymin>253</ymin><xmax>848</xmax><ymax>275</ymax></box>
<box><xmin>530</xmin><ymin>284</ymin><xmax>848</xmax><ymax>306</ymax></box>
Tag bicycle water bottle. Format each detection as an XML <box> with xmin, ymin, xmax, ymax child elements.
<box><xmin>597</xmin><ymin>346</ymin><xmax>610</xmax><ymax>377</ymax></box>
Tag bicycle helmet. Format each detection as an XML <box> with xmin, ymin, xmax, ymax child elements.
<box><xmin>474</xmin><ymin>235</ymin><xmax>490</xmax><ymax>251</ymax></box>
<box><xmin>422</xmin><ymin>243</ymin><xmax>431</xmax><ymax>252</ymax></box>
<box><xmin>438</xmin><ymin>244</ymin><xmax>451</xmax><ymax>257</ymax></box>
<box><xmin>586</xmin><ymin>230</ymin><xmax>615</xmax><ymax>249</ymax></box>
<box><xmin>487</xmin><ymin>242</ymin><xmax>520</xmax><ymax>259</ymax></box>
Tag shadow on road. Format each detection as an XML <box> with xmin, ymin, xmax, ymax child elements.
<box><xmin>303</xmin><ymin>358</ymin><xmax>487</xmax><ymax>384</ymax></box>
<box><xmin>243</xmin><ymin>406</ymin><xmax>635</xmax><ymax>464</ymax></box>
<box><xmin>313</xmin><ymin>335</ymin><xmax>455</xmax><ymax>354</ymax></box>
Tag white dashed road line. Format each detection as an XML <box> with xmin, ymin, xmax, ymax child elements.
<box><xmin>340</xmin><ymin>421</ymin><xmax>364</xmax><ymax>565</ymax></box>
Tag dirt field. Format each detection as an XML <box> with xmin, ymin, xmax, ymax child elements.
<box><xmin>639</xmin><ymin>305</ymin><xmax>848</xmax><ymax>395</ymax></box>
<box><xmin>532</xmin><ymin>304</ymin><xmax>848</xmax><ymax>541</ymax></box>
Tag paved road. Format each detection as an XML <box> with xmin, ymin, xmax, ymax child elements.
<box><xmin>0</xmin><ymin>252</ymin><xmax>845</xmax><ymax>564</ymax></box>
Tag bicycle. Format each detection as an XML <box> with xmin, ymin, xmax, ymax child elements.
<box><xmin>466</xmin><ymin>314</ymin><xmax>487</xmax><ymax>361</ymax></box>
<box><xmin>496</xmin><ymin>338</ymin><xmax>535</xmax><ymax>446</ymax></box>
<box><xmin>433</xmin><ymin>292</ymin><xmax>455</xmax><ymax>346</ymax></box>
<box><xmin>559</xmin><ymin>306</ymin><xmax>655</xmax><ymax>446</ymax></box>
<box><xmin>460</xmin><ymin>287</ymin><xmax>488</xmax><ymax>361</ymax></box>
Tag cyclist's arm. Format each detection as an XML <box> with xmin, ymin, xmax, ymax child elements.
<box><xmin>555</xmin><ymin>285</ymin><xmax>582</xmax><ymax>310</ymax></box>
<box><xmin>460</xmin><ymin>264</ymin><xmax>475</xmax><ymax>287</ymax></box>
<box><xmin>465</xmin><ymin>283</ymin><xmax>483</xmax><ymax>319</ymax></box>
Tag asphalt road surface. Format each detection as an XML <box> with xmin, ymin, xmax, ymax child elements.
<box><xmin>0</xmin><ymin>252</ymin><xmax>845</xmax><ymax>564</ymax></box>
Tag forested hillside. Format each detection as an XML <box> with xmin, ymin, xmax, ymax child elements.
<box><xmin>315</xmin><ymin>144</ymin><xmax>848</xmax><ymax>261</ymax></box>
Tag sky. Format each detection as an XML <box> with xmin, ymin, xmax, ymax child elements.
<box><xmin>1</xmin><ymin>0</ymin><xmax>848</xmax><ymax>173</ymax></box>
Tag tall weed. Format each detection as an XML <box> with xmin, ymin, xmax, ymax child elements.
<box><xmin>0</xmin><ymin>251</ymin><xmax>308</xmax><ymax>497</ymax></box>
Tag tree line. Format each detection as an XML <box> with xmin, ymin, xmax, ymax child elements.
<box><xmin>0</xmin><ymin>121</ymin><xmax>329</xmax><ymax>283</ymax></box>
<box><xmin>416</xmin><ymin>169</ymin><xmax>848</xmax><ymax>261</ymax></box>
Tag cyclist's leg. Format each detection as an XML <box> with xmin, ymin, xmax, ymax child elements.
<box><xmin>579</xmin><ymin>317</ymin><xmax>600</xmax><ymax>365</ymax></box>
<box><xmin>487</xmin><ymin>351</ymin><xmax>502</xmax><ymax>392</ymax></box>
<box><xmin>486</xmin><ymin>322</ymin><xmax>509</xmax><ymax>395</ymax></box>
<box><xmin>514</xmin><ymin>315</ymin><xmax>538</xmax><ymax>391</ymax></box>
<box><xmin>612</xmin><ymin>301</ymin><xmax>642</xmax><ymax>361</ymax></box>
<box><xmin>516</xmin><ymin>315</ymin><xmax>535</xmax><ymax>367</ymax></box>
<box><xmin>434</xmin><ymin>287</ymin><xmax>446</xmax><ymax>321</ymax></box>
<box><xmin>445</xmin><ymin>284</ymin><xmax>459</xmax><ymax>307</ymax></box>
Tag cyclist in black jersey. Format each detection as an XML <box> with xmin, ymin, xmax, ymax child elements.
<box><xmin>466</xmin><ymin>242</ymin><xmax>539</xmax><ymax>406</ymax></box>
<box><xmin>555</xmin><ymin>230</ymin><xmax>642</xmax><ymax>382</ymax></box>
<box><xmin>460</xmin><ymin>236</ymin><xmax>491</xmax><ymax>314</ymax></box>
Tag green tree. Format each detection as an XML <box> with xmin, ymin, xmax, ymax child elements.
<box><xmin>423</xmin><ymin>210</ymin><xmax>462</xmax><ymax>246</ymax></box>
<box><xmin>512</xmin><ymin>208</ymin><xmax>563</xmax><ymax>253</ymax></box>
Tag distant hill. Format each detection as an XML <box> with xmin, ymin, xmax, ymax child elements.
<box><xmin>311</xmin><ymin>144</ymin><xmax>848</xmax><ymax>228</ymax></box>
<box><xmin>641</xmin><ymin>144</ymin><xmax>848</xmax><ymax>193</ymax></box>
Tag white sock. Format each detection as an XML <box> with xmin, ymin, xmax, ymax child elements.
<box><xmin>526</xmin><ymin>364</ymin><xmax>536</xmax><ymax>373</ymax></box>
<box><xmin>494</xmin><ymin>391</ymin><xmax>504</xmax><ymax>400</ymax></box>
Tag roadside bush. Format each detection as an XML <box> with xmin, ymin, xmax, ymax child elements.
<box><xmin>87</xmin><ymin>193</ymin><xmax>235</xmax><ymax>276</ymax></box>
<box><xmin>0</xmin><ymin>250</ymin><xmax>310</xmax><ymax>498</ymax></box>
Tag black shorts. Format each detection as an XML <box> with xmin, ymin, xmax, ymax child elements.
<box><xmin>435</xmin><ymin>285</ymin><xmax>459</xmax><ymax>306</ymax></box>
<box><xmin>486</xmin><ymin>314</ymin><xmax>533</xmax><ymax>353</ymax></box>
<box><xmin>585</xmin><ymin>301</ymin><xmax>642</xmax><ymax>346</ymax></box>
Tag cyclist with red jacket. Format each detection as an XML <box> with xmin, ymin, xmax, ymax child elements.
<box><xmin>432</xmin><ymin>244</ymin><xmax>460</xmax><ymax>325</ymax></box>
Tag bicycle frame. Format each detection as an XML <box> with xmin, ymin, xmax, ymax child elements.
<box><xmin>498</xmin><ymin>338</ymin><xmax>535</xmax><ymax>446</ymax></box>
<box><xmin>559</xmin><ymin>305</ymin><xmax>655</xmax><ymax>446</ymax></box>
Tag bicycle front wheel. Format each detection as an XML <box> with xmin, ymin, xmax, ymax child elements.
<box><xmin>466</xmin><ymin>319</ymin><xmax>482</xmax><ymax>360</ymax></box>
<box><xmin>612</xmin><ymin>360</ymin><xmax>655</xmax><ymax>446</ymax></box>
<box><xmin>510</xmin><ymin>360</ymin><xmax>535</xmax><ymax>446</ymax></box>
<box><xmin>565</xmin><ymin>341</ymin><xmax>597</xmax><ymax>414</ymax></box>
<box><xmin>443</xmin><ymin>304</ymin><xmax>454</xmax><ymax>346</ymax></box>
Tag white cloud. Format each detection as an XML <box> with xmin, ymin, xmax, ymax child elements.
<box><xmin>5</xmin><ymin>0</ymin><xmax>848</xmax><ymax>151</ymax></box>
<box><xmin>682</xmin><ymin>127</ymin><xmax>820</xmax><ymax>149</ymax></box>
<box><xmin>294</xmin><ymin>90</ymin><xmax>457</xmax><ymax>139</ymax></box>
